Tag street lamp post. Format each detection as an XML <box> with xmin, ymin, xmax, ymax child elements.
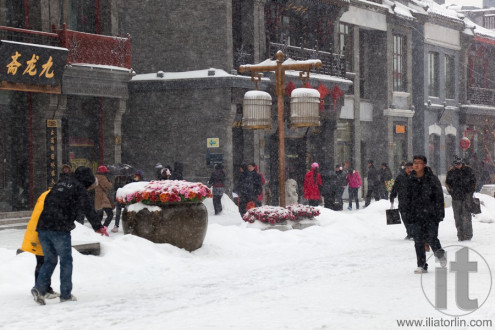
<box><xmin>239</xmin><ymin>50</ymin><xmax>322</xmax><ymax>207</ymax></box>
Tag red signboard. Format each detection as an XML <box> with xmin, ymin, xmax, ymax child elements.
<box><xmin>460</xmin><ymin>137</ymin><xmax>470</xmax><ymax>149</ymax></box>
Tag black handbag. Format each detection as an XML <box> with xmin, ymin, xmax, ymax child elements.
<box><xmin>469</xmin><ymin>197</ymin><xmax>481</xmax><ymax>214</ymax></box>
<box><xmin>386</xmin><ymin>208</ymin><xmax>401</xmax><ymax>225</ymax></box>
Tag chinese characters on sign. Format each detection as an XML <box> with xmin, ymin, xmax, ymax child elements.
<box><xmin>0</xmin><ymin>40</ymin><xmax>67</xmax><ymax>88</ymax></box>
<box><xmin>46</xmin><ymin>120</ymin><xmax>58</xmax><ymax>188</ymax></box>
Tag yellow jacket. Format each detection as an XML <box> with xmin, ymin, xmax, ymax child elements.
<box><xmin>21</xmin><ymin>190</ymin><xmax>50</xmax><ymax>255</ymax></box>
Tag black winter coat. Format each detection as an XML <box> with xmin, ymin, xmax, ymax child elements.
<box><xmin>367</xmin><ymin>165</ymin><xmax>381</xmax><ymax>187</ymax></box>
<box><xmin>404</xmin><ymin>167</ymin><xmax>445</xmax><ymax>224</ymax></box>
<box><xmin>380</xmin><ymin>167</ymin><xmax>392</xmax><ymax>182</ymax></box>
<box><xmin>208</xmin><ymin>169</ymin><xmax>226</xmax><ymax>187</ymax></box>
<box><xmin>37</xmin><ymin>175</ymin><xmax>103</xmax><ymax>232</ymax></box>
<box><xmin>239</xmin><ymin>171</ymin><xmax>261</xmax><ymax>200</ymax></box>
<box><xmin>390</xmin><ymin>169</ymin><xmax>408</xmax><ymax>210</ymax></box>
<box><xmin>445</xmin><ymin>165</ymin><xmax>476</xmax><ymax>200</ymax></box>
<box><xmin>321</xmin><ymin>171</ymin><xmax>335</xmax><ymax>195</ymax></box>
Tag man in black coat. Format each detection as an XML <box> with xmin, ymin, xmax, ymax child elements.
<box><xmin>445</xmin><ymin>156</ymin><xmax>477</xmax><ymax>241</ymax></box>
<box><xmin>390</xmin><ymin>161</ymin><xmax>413</xmax><ymax>240</ymax></box>
<box><xmin>321</xmin><ymin>167</ymin><xmax>337</xmax><ymax>210</ymax></box>
<box><xmin>404</xmin><ymin>155</ymin><xmax>446</xmax><ymax>274</ymax></box>
<box><xmin>31</xmin><ymin>166</ymin><xmax>107</xmax><ymax>305</ymax></box>
<box><xmin>364</xmin><ymin>160</ymin><xmax>381</xmax><ymax>207</ymax></box>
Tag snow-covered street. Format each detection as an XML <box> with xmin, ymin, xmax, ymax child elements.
<box><xmin>1</xmin><ymin>194</ymin><xmax>494</xmax><ymax>330</ymax></box>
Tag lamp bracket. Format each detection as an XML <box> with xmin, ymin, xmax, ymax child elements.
<box><xmin>299</xmin><ymin>70</ymin><xmax>310</xmax><ymax>84</ymax></box>
<box><xmin>250</xmin><ymin>72</ymin><xmax>263</xmax><ymax>90</ymax></box>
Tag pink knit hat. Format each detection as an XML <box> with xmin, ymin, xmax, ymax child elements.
<box><xmin>311</xmin><ymin>162</ymin><xmax>319</xmax><ymax>169</ymax></box>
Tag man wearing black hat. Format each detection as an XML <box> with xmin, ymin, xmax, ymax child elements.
<box><xmin>446</xmin><ymin>156</ymin><xmax>477</xmax><ymax>241</ymax></box>
<box><xmin>31</xmin><ymin>166</ymin><xmax>108</xmax><ymax>305</ymax></box>
<box><xmin>404</xmin><ymin>155</ymin><xmax>446</xmax><ymax>274</ymax></box>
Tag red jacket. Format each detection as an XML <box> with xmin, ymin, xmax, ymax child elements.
<box><xmin>303</xmin><ymin>169</ymin><xmax>322</xmax><ymax>200</ymax></box>
<box><xmin>346</xmin><ymin>171</ymin><xmax>362</xmax><ymax>188</ymax></box>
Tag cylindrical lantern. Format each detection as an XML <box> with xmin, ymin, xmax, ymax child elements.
<box><xmin>290</xmin><ymin>88</ymin><xmax>321</xmax><ymax>128</ymax></box>
<box><xmin>242</xmin><ymin>90</ymin><xmax>272</xmax><ymax>129</ymax></box>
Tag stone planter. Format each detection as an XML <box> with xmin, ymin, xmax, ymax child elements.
<box><xmin>122</xmin><ymin>202</ymin><xmax>208</xmax><ymax>252</ymax></box>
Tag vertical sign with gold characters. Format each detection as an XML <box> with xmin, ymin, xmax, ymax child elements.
<box><xmin>46</xmin><ymin>120</ymin><xmax>58</xmax><ymax>187</ymax></box>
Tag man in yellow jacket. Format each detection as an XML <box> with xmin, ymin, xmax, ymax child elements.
<box><xmin>21</xmin><ymin>190</ymin><xmax>59</xmax><ymax>299</ymax></box>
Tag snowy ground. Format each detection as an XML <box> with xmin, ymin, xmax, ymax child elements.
<box><xmin>1</xmin><ymin>193</ymin><xmax>494</xmax><ymax>330</ymax></box>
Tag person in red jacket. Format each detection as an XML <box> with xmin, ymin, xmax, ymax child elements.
<box><xmin>303</xmin><ymin>162</ymin><xmax>322</xmax><ymax>206</ymax></box>
<box><xmin>346</xmin><ymin>168</ymin><xmax>362</xmax><ymax>210</ymax></box>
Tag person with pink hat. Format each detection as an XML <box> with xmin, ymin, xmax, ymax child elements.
<box><xmin>303</xmin><ymin>162</ymin><xmax>322</xmax><ymax>206</ymax></box>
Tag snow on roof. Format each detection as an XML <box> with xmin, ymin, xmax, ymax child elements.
<box><xmin>381</xmin><ymin>0</ymin><xmax>418</xmax><ymax>21</ymax></box>
<box><xmin>411</xmin><ymin>0</ymin><xmax>464</xmax><ymax>22</ymax></box>
<box><xmin>69</xmin><ymin>63</ymin><xmax>133</xmax><ymax>73</ymax></box>
<box><xmin>240</xmin><ymin>58</ymin><xmax>322</xmax><ymax>68</ymax></box>
<box><xmin>131</xmin><ymin>68</ymin><xmax>254</xmax><ymax>81</ymax></box>
<box><xmin>464</xmin><ymin>17</ymin><xmax>495</xmax><ymax>40</ymax></box>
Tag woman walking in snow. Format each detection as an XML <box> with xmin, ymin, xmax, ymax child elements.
<box><xmin>346</xmin><ymin>168</ymin><xmax>362</xmax><ymax>210</ymax></box>
<box><xmin>208</xmin><ymin>164</ymin><xmax>226</xmax><ymax>215</ymax></box>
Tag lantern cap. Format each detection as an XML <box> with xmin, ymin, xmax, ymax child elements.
<box><xmin>244</xmin><ymin>90</ymin><xmax>272</xmax><ymax>100</ymax></box>
<box><xmin>291</xmin><ymin>88</ymin><xmax>320</xmax><ymax>98</ymax></box>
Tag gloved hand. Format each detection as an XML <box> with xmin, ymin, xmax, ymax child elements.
<box><xmin>96</xmin><ymin>226</ymin><xmax>109</xmax><ymax>237</ymax></box>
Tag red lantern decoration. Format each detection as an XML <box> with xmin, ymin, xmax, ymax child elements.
<box><xmin>460</xmin><ymin>137</ymin><xmax>470</xmax><ymax>149</ymax></box>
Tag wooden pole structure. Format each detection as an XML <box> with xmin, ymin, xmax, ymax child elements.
<box><xmin>239</xmin><ymin>51</ymin><xmax>321</xmax><ymax>207</ymax></box>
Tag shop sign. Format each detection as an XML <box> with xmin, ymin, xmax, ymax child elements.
<box><xmin>207</xmin><ymin>138</ymin><xmax>219</xmax><ymax>148</ymax></box>
<box><xmin>46</xmin><ymin>120</ymin><xmax>58</xmax><ymax>187</ymax></box>
<box><xmin>0</xmin><ymin>40</ymin><xmax>68</xmax><ymax>87</ymax></box>
<box><xmin>460</xmin><ymin>137</ymin><xmax>470</xmax><ymax>149</ymax></box>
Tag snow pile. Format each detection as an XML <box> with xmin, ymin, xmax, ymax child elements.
<box><xmin>0</xmin><ymin>193</ymin><xmax>494</xmax><ymax>329</ymax></box>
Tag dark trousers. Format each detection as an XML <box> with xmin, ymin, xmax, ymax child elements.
<box><xmin>114</xmin><ymin>203</ymin><xmax>124</xmax><ymax>227</ymax></box>
<box><xmin>213</xmin><ymin>195</ymin><xmax>223</xmax><ymax>215</ymax></box>
<box><xmin>323</xmin><ymin>192</ymin><xmax>335</xmax><ymax>209</ymax></box>
<box><xmin>452</xmin><ymin>197</ymin><xmax>473</xmax><ymax>240</ymax></box>
<box><xmin>36</xmin><ymin>230</ymin><xmax>73</xmax><ymax>299</ymax></box>
<box><xmin>411</xmin><ymin>221</ymin><xmax>445</xmax><ymax>269</ymax></box>
<box><xmin>348</xmin><ymin>188</ymin><xmax>359</xmax><ymax>209</ymax></box>
<box><xmin>98</xmin><ymin>208</ymin><xmax>114</xmax><ymax>227</ymax></box>
<box><xmin>399</xmin><ymin>210</ymin><xmax>413</xmax><ymax>237</ymax></box>
<box><xmin>35</xmin><ymin>255</ymin><xmax>54</xmax><ymax>293</ymax></box>
<box><xmin>308</xmin><ymin>199</ymin><xmax>320</xmax><ymax>206</ymax></box>
<box><xmin>239</xmin><ymin>196</ymin><xmax>255</xmax><ymax>216</ymax></box>
<box><xmin>364</xmin><ymin>184</ymin><xmax>380</xmax><ymax>206</ymax></box>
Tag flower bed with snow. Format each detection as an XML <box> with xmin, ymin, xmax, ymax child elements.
<box><xmin>243</xmin><ymin>204</ymin><xmax>320</xmax><ymax>230</ymax></box>
<box><xmin>116</xmin><ymin>180</ymin><xmax>212</xmax><ymax>208</ymax></box>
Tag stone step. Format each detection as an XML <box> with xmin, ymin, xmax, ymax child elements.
<box><xmin>0</xmin><ymin>211</ymin><xmax>32</xmax><ymax>220</ymax></box>
<box><xmin>0</xmin><ymin>216</ymin><xmax>30</xmax><ymax>231</ymax></box>
<box><xmin>0</xmin><ymin>222</ymin><xmax>29</xmax><ymax>230</ymax></box>
<box><xmin>16</xmin><ymin>241</ymin><xmax>101</xmax><ymax>256</ymax></box>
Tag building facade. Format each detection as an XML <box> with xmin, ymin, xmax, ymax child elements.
<box><xmin>0</xmin><ymin>1</ymin><xmax>132</xmax><ymax>212</ymax></box>
<box><xmin>121</xmin><ymin>0</ymin><xmax>352</xmax><ymax>204</ymax></box>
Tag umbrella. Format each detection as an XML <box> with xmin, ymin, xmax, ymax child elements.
<box><xmin>106</xmin><ymin>163</ymin><xmax>135</xmax><ymax>176</ymax></box>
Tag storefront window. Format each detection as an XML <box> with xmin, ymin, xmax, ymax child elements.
<box><xmin>336</xmin><ymin>120</ymin><xmax>352</xmax><ymax>168</ymax></box>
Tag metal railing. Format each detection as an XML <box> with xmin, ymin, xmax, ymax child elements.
<box><xmin>0</xmin><ymin>26</ymin><xmax>58</xmax><ymax>46</ymax></box>
<box><xmin>54</xmin><ymin>24</ymin><xmax>131</xmax><ymax>69</ymax></box>
<box><xmin>268</xmin><ymin>42</ymin><xmax>346</xmax><ymax>78</ymax></box>
<box><xmin>467</xmin><ymin>86</ymin><xmax>495</xmax><ymax>106</ymax></box>
<box><xmin>0</xmin><ymin>24</ymin><xmax>131</xmax><ymax>69</ymax></box>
